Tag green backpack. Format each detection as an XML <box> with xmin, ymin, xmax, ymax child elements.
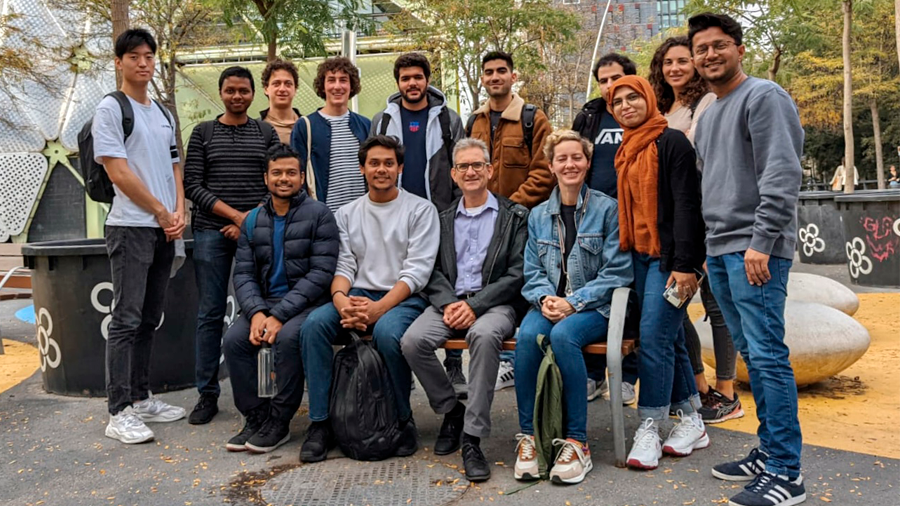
<box><xmin>533</xmin><ymin>333</ymin><xmax>564</xmax><ymax>479</ymax></box>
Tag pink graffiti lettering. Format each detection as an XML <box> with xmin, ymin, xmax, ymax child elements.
<box><xmin>861</xmin><ymin>216</ymin><xmax>899</xmax><ymax>262</ymax></box>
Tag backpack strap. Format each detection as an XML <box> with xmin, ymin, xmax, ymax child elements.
<box><xmin>378</xmin><ymin>114</ymin><xmax>391</xmax><ymax>136</ymax></box>
<box><xmin>153</xmin><ymin>100</ymin><xmax>173</xmax><ymax>128</ymax></box>
<box><xmin>253</xmin><ymin>118</ymin><xmax>276</xmax><ymax>146</ymax></box>
<box><xmin>689</xmin><ymin>96</ymin><xmax>702</xmax><ymax>119</ymax></box>
<box><xmin>200</xmin><ymin>120</ymin><xmax>215</xmax><ymax>148</ymax></box>
<box><xmin>245</xmin><ymin>206</ymin><xmax>263</xmax><ymax>248</ymax></box>
<box><xmin>301</xmin><ymin>115</ymin><xmax>316</xmax><ymax>200</ymax></box>
<box><xmin>521</xmin><ymin>104</ymin><xmax>537</xmax><ymax>156</ymax></box>
<box><xmin>108</xmin><ymin>91</ymin><xmax>135</xmax><ymax>139</ymax></box>
<box><xmin>438</xmin><ymin>106</ymin><xmax>454</xmax><ymax>165</ymax></box>
<box><xmin>465</xmin><ymin>113</ymin><xmax>477</xmax><ymax>137</ymax></box>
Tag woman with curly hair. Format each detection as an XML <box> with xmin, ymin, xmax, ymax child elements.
<box><xmin>648</xmin><ymin>36</ymin><xmax>716</xmax><ymax>142</ymax></box>
<box><xmin>648</xmin><ymin>36</ymin><xmax>743</xmax><ymax>427</ymax></box>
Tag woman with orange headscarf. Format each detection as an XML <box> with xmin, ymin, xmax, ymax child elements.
<box><xmin>607</xmin><ymin>75</ymin><xmax>707</xmax><ymax>471</ymax></box>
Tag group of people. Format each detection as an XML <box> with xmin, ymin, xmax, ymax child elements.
<box><xmin>93</xmin><ymin>11</ymin><xmax>807</xmax><ymax>506</ymax></box>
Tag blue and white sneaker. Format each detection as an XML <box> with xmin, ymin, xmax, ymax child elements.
<box><xmin>728</xmin><ymin>472</ymin><xmax>806</xmax><ymax>506</ymax></box>
<box><xmin>713</xmin><ymin>447</ymin><xmax>768</xmax><ymax>481</ymax></box>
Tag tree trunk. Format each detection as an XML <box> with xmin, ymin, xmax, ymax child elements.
<box><xmin>895</xmin><ymin>0</ymin><xmax>900</xmax><ymax>72</ymax></box>
<box><xmin>871</xmin><ymin>97</ymin><xmax>885</xmax><ymax>190</ymax></box>
<box><xmin>267</xmin><ymin>36</ymin><xmax>277</xmax><ymax>62</ymax></box>
<box><xmin>767</xmin><ymin>46</ymin><xmax>782</xmax><ymax>81</ymax></box>
<box><xmin>111</xmin><ymin>0</ymin><xmax>130</xmax><ymax>89</ymax></box>
<box><xmin>842</xmin><ymin>0</ymin><xmax>855</xmax><ymax>194</ymax></box>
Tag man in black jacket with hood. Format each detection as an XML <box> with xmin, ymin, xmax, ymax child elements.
<box><xmin>222</xmin><ymin>144</ymin><xmax>339</xmax><ymax>455</ymax></box>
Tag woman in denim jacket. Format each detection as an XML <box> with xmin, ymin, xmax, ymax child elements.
<box><xmin>513</xmin><ymin>130</ymin><xmax>633</xmax><ymax>485</ymax></box>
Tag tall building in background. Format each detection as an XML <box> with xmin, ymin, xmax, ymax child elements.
<box><xmin>559</xmin><ymin>0</ymin><xmax>687</xmax><ymax>53</ymax></box>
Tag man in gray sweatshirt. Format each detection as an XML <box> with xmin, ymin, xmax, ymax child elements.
<box><xmin>690</xmin><ymin>13</ymin><xmax>806</xmax><ymax>506</ymax></box>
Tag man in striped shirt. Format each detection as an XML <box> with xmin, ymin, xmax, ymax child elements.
<box><xmin>183</xmin><ymin>66</ymin><xmax>279</xmax><ymax>425</ymax></box>
<box><xmin>290</xmin><ymin>57</ymin><xmax>371</xmax><ymax>212</ymax></box>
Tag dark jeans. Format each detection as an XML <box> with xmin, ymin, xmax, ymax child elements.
<box><xmin>223</xmin><ymin>302</ymin><xmax>313</xmax><ymax>422</ymax></box>
<box><xmin>193</xmin><ymin>228</ymin><xmax>237</xmax><ymax>397</ymax></box>
<box><xmin>682</xmin><ymin>276</ymin><xmax>738</xmax><ymax>380</ymax></box>
<box><xmin>105</xmin><ymin>226</ymin><xmax>174</xmax><ymax>415</ymax></box>
<box><xmin>584</xmin><ymin>349</ymin><xmax>639</xmax><ymax>384</ymax></box>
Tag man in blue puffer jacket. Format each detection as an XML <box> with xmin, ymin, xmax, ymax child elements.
<box><xmin>222</xmin><ymin>144</ymin><xmax>339</xmax><ymax>455</ymax></box>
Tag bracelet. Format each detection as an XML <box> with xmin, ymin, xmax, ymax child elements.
<box><xmin>331</xmin><ymin>290</ymin><xmax>348</xmax><ymax>299</ymax></box>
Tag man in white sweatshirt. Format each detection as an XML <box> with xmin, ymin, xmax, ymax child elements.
<box><xmin>299</xmin><ymin>135</ymin><xmax>440</xmax><ymax>463</ymax></box>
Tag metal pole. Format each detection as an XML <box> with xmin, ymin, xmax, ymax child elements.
<box><xmin>586</xmin><ymin>0</ymin><xmax>614</xmax><ymax>100</ymax></box>
<box><xmin>342</xmin><ymin>29</ymin><xmax>359</xmax><ymax>113</ymax></box>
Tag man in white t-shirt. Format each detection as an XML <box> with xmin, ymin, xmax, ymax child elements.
<box><xmin>92</xmin><ymin>28</ymin><xmax>187</xmax><ymax>444</ymax></box>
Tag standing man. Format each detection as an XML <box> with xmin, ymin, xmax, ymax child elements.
<box><xmin>183</xmin><ymin>66</ymin><xmax>279</xmax><ymax>426</ymax></box>
<box><xmin>260</xmin><ymin>59</ymin><xmax>302</xmax><ymax>144</ymax></box>
<box><xmin>223</xmin><ymin>144</ymin><xmax>338</xmax><ymax>454</ymax></box>
<box><xmin>466</xmin><ymin>50</ymin><xmax>553</xmax><ymax>389</ymax></box>
<box><xmin>401</xmin><ymin>138</ymin><xmax>528</xmax><ymax>482</ymax></box>
<box><xmin>299</xmin><ymin>136</ymin><xmax>440</xmax><ymax>463</ymax></box>
<box><xmin>290</xmin><ymin>57</ymin><xmax>370</xmax><ymax>212</ymax></box>
<box><xmin>690</xmin><ymin>13</ymin><xmax>806</xmax><ymax>506</ymax></box>
<box><xmin>93</xmin><ymin>28</ymin><xmax>186</xmax><ymax>443</ymax></box>
<box><xmin>371</xmin><ymin>52</ymin><xmax>468</xmax><ymax>395</ymax></box>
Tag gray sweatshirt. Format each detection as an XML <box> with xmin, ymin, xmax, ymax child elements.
<box><xmin>694</xmin><ymin>77</ymin><xmax>804</xmax><ymax>260</ymax></box>
<box><xmin>334</xmin><ymin>189</ymin><xmax>440</xmax><ymax>293</ymax></box>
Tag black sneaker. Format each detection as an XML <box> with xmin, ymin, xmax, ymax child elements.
<box><xmin>700</xmin><ymin>389</ymin><xmax>745</xmax><ymax>424</ymax></box>
<box><xmin>713</xmin><ymin>448</ymin><xmax>769</xmax><ymax>481</ymax></box>
<box><xmin>300</xmin><ymin>420</ymin><xmax>335</xmax><ymax>463</ymax></box>
<box><xmin>226</xmin><ymin>407</ymin><xmax>267</xmax><ymax>452</ymax></box>
<box><xmin>245</xmin><ymin>418</ymin><xmax>291</xmax><ymax>454</ymax></box>
<box><xmin>188</xmin><ymin>393</ymin><xmax>218</xmax><ymax>425</ymax></box>
<box><xmin>395</xmin><ymin>417</ymin><xmax>419</xmax><ymax>457</ymax></box>
<box><xmin>728</xmin><ymin>472</ymin><xmax>806</xmax><ymax>506</ymax></box>
<box><xmin>445</xmin><ymin>356</ymin><xmax>468</xmax><ymax>399</ymax></box>
<box><xmin>434</xmin><ymin>403</ymin><xmax>465</xmax><ymax>455</ymax></box>
<box><xmin>462</xmin><ymin>434</ymin><xmax>490</xmax><ymax>482</ymax></box>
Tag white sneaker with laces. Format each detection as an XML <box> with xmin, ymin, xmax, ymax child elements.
<box><xmin>663</xmin><ymin>410</ymin><xmax>710</xmax><ymax>457</ymax></box>
<box><xmin>586</xmin><ymin>378</ymin><xmax>609</xmax><ymax>402</ymax></box>
<box><xmin>106</xmin><ymin>407</ymin><xmax>155</xmax><ymax>444</ymax></box>
<box><xmin>549</xmin><ymin>438</ymin><xmax>593</xmax><ymax>484</ymax></box>
<box><xmin>495</xmin><ymin>361</ymin><xmax>515</xmax><ymax>391</ymax></box>
<box><xmin>513</xmin><ymin>433</ymin><xmax>539</xmax><ymax>481</ymax></box>
<box><xmin>622</xmin><ymin>382</ymin><xmax>636</xmax><ymax>405</ymax></box>
<box><xmin>132</xmin><ymin>395</ymin><xmax>186</xmax><ymax>423</ymax></box>
<box><xmin>627</xmin><ymin>418</ymin><xmax>662</xmax><ymax>470</ymax></box>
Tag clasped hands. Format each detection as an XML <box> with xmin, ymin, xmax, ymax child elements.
<box><xmin>249</xmin><ymin>312</ymin><xmax>283</xmax><ymax>345</ymax></box>
<box><xmin>335</xmin><ymin>295</ymin><xmax>387</xmax><ymax>331</ymax></box>
<box><xmin>541</xmin><ymin>295</ymin><xmax>575</xmax><ymax>323</ymax></box>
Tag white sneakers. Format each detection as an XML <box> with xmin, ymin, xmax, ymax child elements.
<box><xmin>549</xmin><ymin>438</ymin><xmax>593</xmax><ymax>484</ymax></box>
<box><xmin>627</xmin><ymin>412</ymin><xmax>710</xmax><ymax>470</ymax></box>
<box><xmin>495</xmin><ymin>361</ymin><xmax>515</xmax><ymax>391</ymax></box>
<box><xmin>663</xmin><ymin>410</ymin><xmax>709</xmax><ymax>457</ymax></box>
<box><xmin>106</xmin><ymin>396</ymin><xmax>186</xmax><ymax>444</ymax></box>
<box><xmin>514</xmin><ymin>434</ymin><xmax>539</xmax><ymax>480</ymax></box>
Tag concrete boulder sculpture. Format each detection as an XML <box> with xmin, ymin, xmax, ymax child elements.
<box><xmin>696</xmin><ymin>300</ymin><xmax>870</xmax><ymax>386</ymax></box>
<box><xmin>787</xmin><ymin>272</ymin><xmax>860</xmax><ymax>316</ymax></box>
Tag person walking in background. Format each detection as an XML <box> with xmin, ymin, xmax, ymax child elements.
<box><xmin>691</xmin><ymin>12</ymin><xmax>807</xmax><ymax>506</ymax></box>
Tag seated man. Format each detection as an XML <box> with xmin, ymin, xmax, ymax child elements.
<box><xmin>401</xmin><ymin>138</ymin><xmax>528</xmax><ymax>482</ymax></box>
<box><xmin>299</xmin><ymin>135</ymin><xmax>440</xmax><ymax>463</ymax></box>
<box><xmin>222</xmin><ymin>144</ymin><xmax>339</xmax><ymax>453</ymax></box>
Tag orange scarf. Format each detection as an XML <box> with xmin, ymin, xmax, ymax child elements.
<box><xmin>608</xmin><ymin>76</ymin><xmax>669</xmax><ymax>255</ymax></box>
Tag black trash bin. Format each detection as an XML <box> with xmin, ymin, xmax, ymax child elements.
<box><xmin>834</xmin><ymin>190</ymin><xmax>900</xmax><ymax>288</ymax></box>
<box><xmin>797</xmin><ymin>191</ymin><xmax>845</xmax><ymax>264</ymax></box>
<box><xmin>22</xmin><ymin>239</ymin><xmax>234</xmax><ymax>397</ymax></box>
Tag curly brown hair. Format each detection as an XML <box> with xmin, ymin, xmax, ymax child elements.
<box><xmin>261</xmin><ymin>58</ymin><xmax>299</xmax><ymax>88</ymax></box>
<box><xmin>648</xmin><ymin>36</ymin><xmax>709</xmax><ymax>114</ymax></box>
<box><xmin>313</xmin><ymin>57</ymin><xmax>361</xmax><ymax>100</ymax></box>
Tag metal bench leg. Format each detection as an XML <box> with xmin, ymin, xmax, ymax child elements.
<box><xmin>607</xmin><ymin>287</ymin><xmax>631</xmax><ymax>468</ymax></box>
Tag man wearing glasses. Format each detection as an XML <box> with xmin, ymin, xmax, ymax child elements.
<box><xmin>401</xmin><ymin>138</ymin><xmax>528</xmax><ymax>482</ymax></box>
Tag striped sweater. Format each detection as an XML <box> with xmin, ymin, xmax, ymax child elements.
<box><xmin>184</xmin><ymin>118</ymin><xmax>280</xmax><ymax>230</ymax></box>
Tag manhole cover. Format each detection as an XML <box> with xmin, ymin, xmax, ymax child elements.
<box><xmin>262</xmin><ymin>458</ymin><xmax>469</xmax><ymax>506</ymax></box>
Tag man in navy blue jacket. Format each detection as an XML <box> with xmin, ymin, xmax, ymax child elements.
<box><xmin>222</xmin><ymin>144</ymin><xmax>339</xmax><ymax>454</ymax></box>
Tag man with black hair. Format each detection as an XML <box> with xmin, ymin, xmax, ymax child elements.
<box><xmin>93</xmin><ymin>28</ymin><xmax>186</xmax><ymax>444</ymax></box>
<box><xmin>222</xmin><ymin>144</ymin><xmax>339</xmax><ymax>454</ymax></box>
<box><xmin>260</xmin><ymin>59</ymin><xmax>302</xmax><ymax>144</ymax></box>
<box><xmin>371</xmin><ymin>52</ymin><xmax>468</xmax><ymax>396</ymax></box>
<box><xmin>690</xmin><ymin>12</ymin><xmax>806</xmax><ymax>506</ymax></box>
<box><xmin>183</xmin><ymin>66</ymin><xmax>280</xmax><ymax>425</ymax></box>
<box><xmin>299</xmin><ymin>135</ymin><xmax>440</xmax><ymax>463</ymax></box>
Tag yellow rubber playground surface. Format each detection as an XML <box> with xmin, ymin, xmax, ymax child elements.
<box><xmin>2</xmin><ymin>293</ymin><xmax>898</xmax><ymax>458</ymax></box>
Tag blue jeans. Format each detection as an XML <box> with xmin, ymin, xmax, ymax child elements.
<box><xmin>192</xmin><ymin>228</ymin><xmax>237</xmax><ymax>397</ymax></box>
<box><xmin>514</xmin><ymin>308</ymin><xmax>609</xmax><ymax>443</ymax></box>
<box><xmin>301</xmin><ymin>289</ymin><xmax>428</xmax><ymax>422</ymax></box>
<box><xmin>633</xmin><ymin>253</ymin><xmax>699</xmax><ymax>421</ymax></box>
<box><xmin>706</xmin><ymin>252</ymin><xmax>801</xmax><ymax>478</ymax></box>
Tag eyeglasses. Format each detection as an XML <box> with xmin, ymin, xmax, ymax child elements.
<box><xmin>453</xmin><ymin>162</ymin><xmax>489</xmax><ymax>173</ymax></box>
<box><xmin>694</xmin><ymin>40</ymin><xmax>737</xmax><ymax>57</ymax></box>
<box><xmin>611</xmin><ymin>92</ymin><xmax>644</xmax><ymax>109</ymax></box>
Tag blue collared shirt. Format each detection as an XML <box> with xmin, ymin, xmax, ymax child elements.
<box><xmin>453</xmin><ymin>193</ymin><xmax>499</xmax><ymax>296</ymax></box>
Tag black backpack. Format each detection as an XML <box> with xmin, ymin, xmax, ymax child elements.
<box><xmin>329</xmin><ymin>332</ymin><xmax>403</xmax><ymax>461</ymax></box>
<box><xmin>465</xmin><ymin>103</ymin><xmax>537</xmax><ymax>155</ymax></box>
<box><xmin>378</xmin><ymin>106</ymin><xmax>454</xmax><ymax>164</ymax></box>
<box><xmin>197</xmin><ymin>117</ymin><xmax>276</xmax><ymax>148</ymax></box>
<box><xmin>78</xmin><ymin>91</ymin><xmax>172</xmax><ymax>203</ymax></box>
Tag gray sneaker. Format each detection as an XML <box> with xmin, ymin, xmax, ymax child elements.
<box><xmin>106</xmin><ymin>407</ymin><xmax>154</xmax><ymax>444</ymax></box>
<box><xmin>132</xmin><ymin>396</ymin><xmax>186</xmax><ymax>423</ymax></box>
<box><xmin>587</xmin><ymin>378</ymin><xmax>609</xmax><ymax>402</ymax></box>
<box><xmin>621</xmin><ymin>382</ymin><xmax>636</xmax><ymax>405</ymax></box>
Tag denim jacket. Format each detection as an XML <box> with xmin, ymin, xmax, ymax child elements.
<box><xmin>522</xmin><ymin>185</ymin><xmax>634</xmax><ymax>317</ymax></box>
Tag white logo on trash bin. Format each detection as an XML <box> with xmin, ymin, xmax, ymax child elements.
<box><xmin>91</xmin><ymin>282</ymin><xmax>164</xmax><ymax>340</ymax></box>
<box><xmin>798</xmin><ymin>224</ymin><xmax>826</xmax><ymax>257</ymax></box>
<box><xmin>845</xmin><ymin>237</ymin><xmax>873</xmax><ymax>279</ymax></box>
<box><xmin>36</xmin><ymin>307</ymin><xmax>61</xmax><ymax>371</ymax></box>
<box><xmin>894</xmin><ymin>218</ymin><xmax>900</xmax><ymax>238</ymax></box>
